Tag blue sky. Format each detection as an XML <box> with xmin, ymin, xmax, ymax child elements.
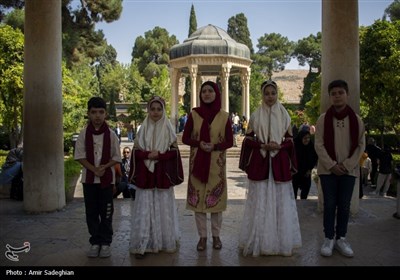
<box><xmin>96</xmin><ymin>0</ymin><xmax>393</xmax><ymax>69</ymax></box>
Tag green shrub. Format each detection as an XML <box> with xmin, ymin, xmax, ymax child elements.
<box><xmin>64</xmin><ymin>157</ymin><xmax>82</xmax><ymax>196</ymax></box>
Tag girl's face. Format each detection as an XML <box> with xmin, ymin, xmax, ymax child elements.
<box><xmin>262</xmin><ymin>85</ymin><xmax>278</xmax><ymax>107</ymax></box>
<box><xmin>201</xmin><ymin>85</ymin><xmax>216</xmax><ymax>104</ymax></box>
<box><xmin>302</xmin><ymin>134</ymin><xmax>311</xmax><ymax>145</ymax></box>
<box><xmin>149</xmin><ymin>101</ymin><xmax>163</xmax><ymax>122</ymax></box>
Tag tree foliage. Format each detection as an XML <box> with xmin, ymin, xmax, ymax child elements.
<box><xmin>62</xmin><ymin>0</ymin><xmax>122</xmax><ymax>67</ymax></box>
<box><xmin>188</xmin><ymin>4</ymin><xmax>197</xmax><ymax>37</ymax></box>
<box><xmin>384</xmin><ymin>0</ymin><xmax>400</xmax><ymax>21</ymax></box>
<box><xmin>253</xmin><ymin>33</ymin><xmax>294</xmax><ymax>79</ymax></box>
<box><xmin>131</xmin><ymin>26</ymin><xmax>178</xmax><ymax>82</ymax></box>
<box><xmin>3</xmin><ymin>8</ymin><xmax>24</xmax><ymax>32</ymax></box>
<box><xmin>226</xmin><ymin>13</ymin><xmax>253</xmax><ymax>114</ymax></box>
<box><xmin>360</xmin><ymin>20</ymin><xmax>400</xmax><ymax>139</ymax></box>
<box><xmin>0</xmin><ymin>0</ymin><xmax>24</xmax><ymax>22</ymax></box>
<box><xmin>227</xmin><ymin>13</ymin><xmax>254</xmax><ymax>54</ymax></box>
<box><xmin>0</xmin><ymin>24</ymin><xmax>24</xmax><ymax>147</ymax></box>
<box><xmin>292</xmin><ymin>32</ymin><xmax>321</xmax><ymax>72</ymax></box>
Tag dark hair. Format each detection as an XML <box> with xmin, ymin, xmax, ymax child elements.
<box><xmin>328</xmin><ymin>80</ymin><xmax>348</xmax><ymax>93</ymax></box>
<box><xmin>87</xmin><ymin>97</ymin><xmax>107</xmax><ymax>110</ymax></box>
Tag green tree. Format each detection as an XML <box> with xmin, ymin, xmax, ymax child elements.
<box><xmin>184</xmin><ymin>4</ymin><xmax>198</xmax><ymax>113</ymax></box>
<box><xmin>188</xmin><ymin>4</ymin><xmax>197</xmax><ymax>37</ymax></box>
<box><xmin>292</xmin><ymin>32</ymin><xmax>321</xmax><ymax>73</ymax></box>
<box><xmin>3</xmin><ymin>8</ymin><xmax>24</xmax><ymax>32</ymax></box>
<box><xmin>227</xmin><ymin>13</ymin><xmax>253</xmax><ymax>113</ymax></box>
<box><xmin>62</xmin><ymin>0</ymin><xmax>122</xmax><ymax>67</ymax></box>
<box><xmin>227</xmin><ymin>13</ymin><xmax>254</xmax><ymax>54</ymax></box>
<box><xmin>360</xmin><ymin>20</ymin><xmax>400</xmax><ymax>140</ymax></box>
<box><xmin>131</xmin><ymin>26</ymin><xmax>178</xmax><ymax>82</ymax></box>
<box><xmin>384</xmin><ymin>0</ymin><xmax>400</xmax><ymax>21</ymax></box>
<box><xmin>149</xmin><ymin>66</ymin><xmax>172</xmax><ymax>116</ymax></box>
<box><xmin>0</xmin><ymin>0</ymin><xmax>24</xmax><ymax>22</ymax></box>
<box><xmin>253</xmin><ymin>33</ymin><xmax>294</xmax><ymax>79</ymax></box>
<box><xmin>304</xmin><ymin>74</ymin><xmax>321</xmax><ymax>125</ymax></box>
<box><xmin>0</xmin><ymin>24</ymin><xmax>24</xmax><ymax>147</ymax></box>
<box><xmin>62</xmin><ymin>62</ymin><xmax>92</xmax><ymax>134</ymax></box>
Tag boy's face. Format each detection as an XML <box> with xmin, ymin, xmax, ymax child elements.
<box><xmin>329</xmin><ymin>87</ymin><xmax>348</xmax><ymax>108</ymax></box>
<box><xmin>88</xmin><ymin>107</ymin><xmax>107</xmax><ymax>127</ymax></box>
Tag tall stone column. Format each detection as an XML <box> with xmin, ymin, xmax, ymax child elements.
<box><xmin>189</xmin><ymin>65</ymin><xmax>198</xmax><ymax>109</ymax></box>
<box><xmin>321</xmin><ymin>0</ymin><xmax>360</xmax><ymax>215</ymax></box>
<box><xmin>221</xmin><ymin>64</ymin><xmax>231</xmax><ymax>112</ymax></box>
<box><xmin>24</xmin><ymin>0</ymin><xmax>64</xmax><ymax>211</ymax></box>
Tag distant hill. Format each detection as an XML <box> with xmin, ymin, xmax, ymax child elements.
<box><xmin>272</xmin><ymin>69</ymin><xmax>309</xmax><ymax>104</ymax></box>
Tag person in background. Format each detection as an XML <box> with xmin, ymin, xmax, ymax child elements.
<box><xmin>74</xmin><ymin>97</ymin><xmax>121</xmax><ymax>258</ymax></box>
<box><xmin>114</xmin><ymin>123</ymin><xmax>122</xmax><ymax>144</ymax></box>
<box><xmin>238</xmin><ymin>80</ymin><xmax>301</xmax><ymax>257</ymax></box>
<box><xmin>315</xmin><ymin>80</ymin><xmax>365</xmax><ymax>258</ymax></box>
<box><xmin>292</xmin><ymin>130</ymin><xmax>318</xmax><ymax>199</ymax></box>
<box><xmin>128</xmin><ymin>96</ymin><xmax>183</xmax><ymax>259</ymax></box>
<box><xmin>0</xmin><ymin>144</ymin><xmax>24</xmax><ymax>200</ymax></box>
<box><xmin>182</xmin><ymin>81</ymin><xmax>233</xmax><ymax>252</ymax></box>
<box><xmin>241</xmin><ymin>116</ymin><xmax>248</xmax><ymax>136</ymax></box>
<box><xmin>113</xmin><ymin>146</ymin><xmax>135</xmax><ymax>200</ymax></box>
<box><xmin>375</xmin><ymin>145</ymin><xmax>393</xmax><ymax>197</ymax></box>
<box><xmin>365</xmin><ymin>137</ymin><xmax>381</xmax><ymax>186</ymax></box>
<box><xmin>359</xmin><ymin>152</ymin><xmax>371</xmax><ymax>198</ymax></box>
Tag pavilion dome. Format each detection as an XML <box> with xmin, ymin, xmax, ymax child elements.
<box><xmin>170</xmin><ymin>24</ymin><xmax>251</xmax><ymax>60</ymax></box>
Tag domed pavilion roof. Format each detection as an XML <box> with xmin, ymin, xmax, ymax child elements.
<box><xmin>170</xmin><ymin>24</ymin><xmax>251</xmax><ymax>60</ymax></box>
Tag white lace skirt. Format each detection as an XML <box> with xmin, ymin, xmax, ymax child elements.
<box><xmin>129</xmin><ymin>188</ymin><xmax>180</xmax><ymax>255</ymax></box>
<box><xmin>239</xmin><ymin>172</ymin><xmax>302</xmax><ymax>257</ymax></box>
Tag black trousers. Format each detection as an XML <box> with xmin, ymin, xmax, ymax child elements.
<box><xmin>83</xmin><ymin>183</ymin><xmax>114</xmax><ymax>246</ymax></box>
<box><xmin>292</xmin><ymin>173</ymin><xmax>312</xmax><ymax>199</ymax></box>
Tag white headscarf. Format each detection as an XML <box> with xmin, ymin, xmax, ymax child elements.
<box><xmin>250</xmin><ymin>87</ymin><xmax>291</xmax><ymax>158</ymax></box>
<box><xmin>134</xmin><ymin>97</ymin><xmax>176</xmax><ymax>172</ymax></box>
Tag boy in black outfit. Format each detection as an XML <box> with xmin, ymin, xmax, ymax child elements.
<box><xmin>74</xmin><ymin>97</ymin><xmax>121</xmax><ymax>258</ymax></box>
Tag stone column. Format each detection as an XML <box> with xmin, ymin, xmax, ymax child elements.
<box><xmin>241</xmin><ymin>68</ymin><xmax>251</xmax><ymax>120</ymax></box>
<box><xmin>321</xmin><ymin>0</ymin><xmax>360</xmax><ymax>215</ymax></box>
<box><xmin>189</xmin><ymin>65</ymin><xmax>198</xmax><ymax>109</ymax></box>
<box><xmin>221</xmin><ymin>64</ymin><xmax>231</xmax><ymax>112</ymax></box>
<box><xmin>24</xmin><ymin>0</ymin><xmax>64</xmax><ymax>212</ymax></box>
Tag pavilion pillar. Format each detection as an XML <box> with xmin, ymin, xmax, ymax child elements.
<box><xmin>189</xmin><ymin>65</ymin><xmax>198</xmax><ymax>109</ymax></box>
<box><xmin>24</xmin><ymin>0</ymin><xmax>65</xmax><ymax>212</ymax></box>
<box><xmin>221</xmin><ymin>64</ymin><xmax>231</xmax><ymax>112</ymax></box>
<box><xmin>241</xmin><ymin>68</ymin><xmax>251</xmax><ymax>120</ymax></box>
<box><xmin>169</xmin><ymin>68</ymin><xmax>180</xmax><ymax>132</ymax></box>
<box><xmin>321</xmin><ymin>0</ymin><xmax>360</xmax><ymax>215</ymax></box>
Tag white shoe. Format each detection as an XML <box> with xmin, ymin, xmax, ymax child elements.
<box><xmin>335</xmin><ymin>237</ymin><xmax>354</xmax><ymax>257</ymax></box>
<box><xmin>87</xmin><ymin>244</ymin><xmax>100</xmax><ymax>258</ymax></box>
<box><xmin>99</xmin><ymin>245</ymin><xmax>111</xmax><ymax>258</ymax></box>
<box><xmin>320</xmin><ymin>238</ymin><xmax>335</xmax><ymax>257</ymax></box>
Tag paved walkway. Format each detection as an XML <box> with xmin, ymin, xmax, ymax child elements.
<box><xmin>1</xmin><ymin>141</ymin><xmax>399</xmax><ymax>270</ymax></box>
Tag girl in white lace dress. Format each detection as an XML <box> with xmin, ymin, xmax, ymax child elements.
<box><xmin>128</xmin><ymin>96</ymin><xmax>183</xmax><ymax>259</ymax></box>
<box><xmin>238</xmin><ymin>80</ymin><xmax>302</xmax><ymax>257</ymax></box>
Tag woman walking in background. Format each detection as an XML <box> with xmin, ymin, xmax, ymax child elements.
<box><xmin>292</xmin><ymin>130</ymin><xmax>318</xmax><ymax>199</ymax></box>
